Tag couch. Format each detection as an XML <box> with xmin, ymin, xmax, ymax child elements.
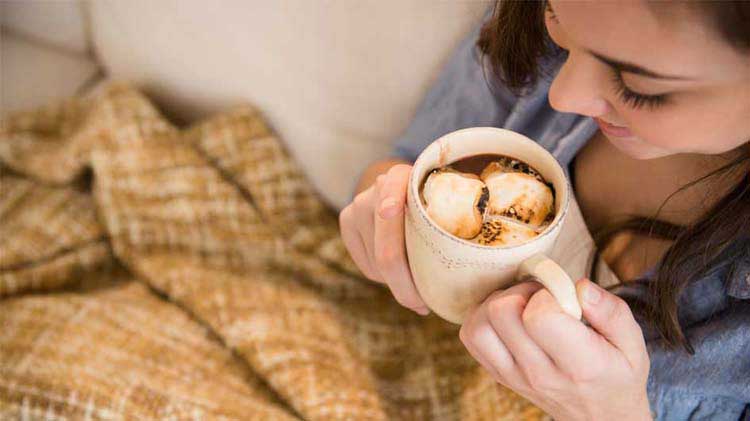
<box><xmin>1</xmin><ymin>0</ymin><xmax>492</xmax><ymax>210</ymax></box>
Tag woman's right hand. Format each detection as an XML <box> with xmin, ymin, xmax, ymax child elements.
<box><xmin>338</xmin><ymin>164</ymin><xmax>430</xmax><ymax>315</ymax></box>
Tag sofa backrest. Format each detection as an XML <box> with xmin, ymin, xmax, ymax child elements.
<box><xmin>89</xmin><ymin>0</ymin><xmax>491</xmax><ymax>209</ymax></box>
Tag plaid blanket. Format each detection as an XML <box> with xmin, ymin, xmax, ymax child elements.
<box><xmin>0</xmin><ymin>84</ymin><xmax>544</xmax><ymax>420</ymax></box>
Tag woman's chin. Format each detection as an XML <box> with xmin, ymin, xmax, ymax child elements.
<box><xmin>605</xmin><ymin>133</ymin><xmax>673</xmax><ymax>160</ymax></box>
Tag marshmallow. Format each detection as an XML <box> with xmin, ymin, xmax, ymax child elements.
<box><xmin>422</xmin><ymin>169</ymin><xmax>487</xmax><ymax>239</ymax></box>
<box><xmin>475</xmin><ymin>217</ymin><xmax>539</xmax><ymax>247</ymax></box>
<box><xmin>480</xmin><ymin>162</ymin><xmax>554</xmax><ymax>228</ymax></box>
<box><xmin>420</xmin><ymin>158</ymin><xmax>555</xmax><ymax>247</ymax></box>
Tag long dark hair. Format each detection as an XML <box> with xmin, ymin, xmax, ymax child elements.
<box><xmin>478</xmin><ymin>1</ymin><xmax>750</xmax><ymax>353</ymax></box>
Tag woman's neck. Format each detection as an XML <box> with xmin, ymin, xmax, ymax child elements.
<box><xmin>642</xmin><ymin>142</ymin><xmax>748</xmax><ymax>227</ymax></box>
<box><xmin>586</xmin><ymin>131</ymin><xmax>749</xmax><ymax>228</ymax></box>
<box><xmin>574</xmin><ymin>132</ymin><xmax>749</xmax><ymax>282</ymax></box>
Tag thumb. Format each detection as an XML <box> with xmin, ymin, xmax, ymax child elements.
<box><xmin>576</xmin><ymin>279</ymin><xmax>647</xmax><ymax>363</ymax></box>
<box><xmin>377</xmin><ymin>165</ymin><xmax>412</xmax><ymax>219</ymax></box>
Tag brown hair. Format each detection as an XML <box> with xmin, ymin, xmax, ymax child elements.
<box><xmin>478</xmin><ymin>1</ymin><xmax>750</xmax><ymax>353</ymax></box>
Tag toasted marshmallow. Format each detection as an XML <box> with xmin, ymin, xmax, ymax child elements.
<box><xmin>481</xmin><ymin>163</ymin><xmax>554</xmax><ymax>228</ymax></box>
<box><xmin>422</xmin><ymin>169</ymin><xmax>486</xmax><ymax>239</ymax></box>
<box><xmin>476</xmin><ymin>218</ymin><xmax>538</xmax><ymax>247</ymax></box>
<box><xmin>480</xmin><ymin>158</ymin><xmax>543</xmax><ymax>182</ymax></box>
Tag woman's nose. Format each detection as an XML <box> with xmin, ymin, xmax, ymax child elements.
<box><xmin>548</xmin><ymin>52</ymin><xmax>610</xmax><ymax>118</ymax></box>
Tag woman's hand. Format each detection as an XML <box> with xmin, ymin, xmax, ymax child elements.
<box><xmin>339</xmin><ymin>164</ymin><xmax>430</xmax><ymax>315</ymax></box>
<box><xmin>459</xmin><ymin>278</ymin><xmax>652</xmax><ymax>421</ymax></box>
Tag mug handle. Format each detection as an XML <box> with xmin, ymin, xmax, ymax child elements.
<box><xmin>516</xmin><ymin>253</ymin><xmax>582</xmax><ymax>320</ymax></box>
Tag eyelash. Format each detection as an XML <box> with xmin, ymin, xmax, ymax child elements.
<box><xmin>545</xmin><ymin>2</ymin><xmax>668</xmax><ymax>110</ymax></box>
<box><xmin>544</xmin><ymin>2</ymin><xmax>557</xmax><ymax>21</ymax></box>
<box><xmin>611</xmin><ymin>71</ymin><xmax>668</xmax><ymax>110</ymax></box>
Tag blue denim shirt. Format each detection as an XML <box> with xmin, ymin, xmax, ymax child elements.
<box><xmin>387</xmin><ymin>10</ymin><xmax>750</xmax><ymax>421</ymax></box>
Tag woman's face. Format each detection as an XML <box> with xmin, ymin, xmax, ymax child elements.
<box><xmin>545</xmin><ymin>0</ymin><xmax>750</xmax><ymax>160</ymax></box>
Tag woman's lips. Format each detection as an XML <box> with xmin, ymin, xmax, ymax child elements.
<box><xmin>595</xmin><ymin>117</ymin><xmax>633</xmax><ymax>138</ymax></box>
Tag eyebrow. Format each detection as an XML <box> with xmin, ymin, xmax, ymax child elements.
<box><xmin>587</xmin><ymin>50</ymin><xmax>694</xmax><ymax>81</ymax></box>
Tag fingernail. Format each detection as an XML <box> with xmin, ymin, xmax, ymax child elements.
<box><xmin>379</xmin><ymin>199</ymin><xmax>401</xmax><ymax>218</ymax></box>
<box><xmin>584</xmin><ymin>282</ymin><xmax>602</xmax><ymax>305</ymax></box>
<box><xmin>415</xmin><ymin>306</ymin><xmax>430</xmax><ymax>316</ymax></box>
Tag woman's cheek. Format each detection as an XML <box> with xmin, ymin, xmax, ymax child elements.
<box><xmin>616</xmin><ymin>105</ymin><xmax>675</xmax><ymax>148</ymax></box>
<box><xmin>615</xmin><ymin>91</ymin><xmax>737</xmax><ymax>155</ymax></box>
<box><xmin>635</xmin><ymin>108</ymin><xmax>708</xmax><ymax>154</ymax></box>
<box><xmin>600</xmin><ymin>105</ymin><xmax>680</xmax><ymax>158</ymax></box>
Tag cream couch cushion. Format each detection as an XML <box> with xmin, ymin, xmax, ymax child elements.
<box><xmin>0</xmin><ymin>0</ymin><xmax>89</xmax><ymax>54</ymax></box>
<box><xmin>88</xmin><ymin>1</ymin><xmax>491</xmax><ymax>210</ymax></box>
<box><xmin>1</xmin><ymin>33</ymin><xmax>99</xmax><ymax>118</ymax></box>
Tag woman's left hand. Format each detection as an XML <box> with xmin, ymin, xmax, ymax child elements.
<box><xmin>459</xmin><ymin>278</ymin><xmax>652</xmax><ymax>421</ymax></box>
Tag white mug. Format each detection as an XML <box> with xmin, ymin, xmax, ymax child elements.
<box><xmin>404</xmin><ymin>127</ymin><xmax>582</xmax><ymax>324</ymax></box>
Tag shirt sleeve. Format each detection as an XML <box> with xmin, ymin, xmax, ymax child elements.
<box><xmin>389</xmin><ymin>6</ymin><xmax>519</xmax><ymax>163</ymax></box>
<box><xmin>646</xmin><ymin>299</ymin><xmax>750</xmax><ymax>420</ymax></box>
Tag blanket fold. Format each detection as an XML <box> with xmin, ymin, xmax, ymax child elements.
<box><xmin>0</xmin><ymin>84</ymin><xmax>544</xmax><ymax>420</ymax></box>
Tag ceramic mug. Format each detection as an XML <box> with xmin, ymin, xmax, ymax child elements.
<box><xmin>404</xmin><ymin>127</ymin><xmax>582</xmax><ymax>324</ymax></box>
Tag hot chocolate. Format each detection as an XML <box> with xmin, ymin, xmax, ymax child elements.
<box><xmin>419</xmin><ymin>154</ymin><xmax>556</xmax><ymax>247</ymax></box>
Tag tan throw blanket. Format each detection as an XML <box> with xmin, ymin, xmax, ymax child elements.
<box><xmin>0</xmin><ymin>84</ymin><xmax>544</xmax><ymax>420</ymax></box>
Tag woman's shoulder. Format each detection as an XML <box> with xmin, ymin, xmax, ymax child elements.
<box><xmin>646</xmin><ymin>298</ymin><xmax>750</xmax><ymax>420</ymax></box>
<box><xmin>701</xmin><ymin>237</ymin><xmax>750</xmax><ymax>301</ymax></box>
<box><xmin>725</xmin><ymin>240</ymin><xmax>750</xmax><ymax>299</ymax></box>
<box><xmin>645</xmin><ymin>245</ymin><xmax>750</xmax><ymax>419</ymax></box>
<box><xmin>613</xmin><ymin>238</ymin><xmax>750</xmax><ymax>335</ymax></box>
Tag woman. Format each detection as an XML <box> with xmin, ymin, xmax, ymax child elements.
<box><xmin>339</xmin><ymin>1</ymin><xmax>749</xmax><ymax>420</ymax></box>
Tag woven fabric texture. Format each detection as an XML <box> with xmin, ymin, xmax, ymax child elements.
<box><xmin>0</xmin><ymin>84</ymin><xmax>545</xmax><ymax>420</ymax></box>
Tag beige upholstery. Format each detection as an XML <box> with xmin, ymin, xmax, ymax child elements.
<box><xmin>0</xmin><ymin>0</ymin><xmax>89</xmax><ymax>53</ymax></box>
<box><xmin>88</xmin><ymin>1</ymin><xmax>492</xmax><ymax>210</ymax></box>
<box><xmin>0</xmin><ymin>0</ymin><xmax>99</xmax><ymax>118</ymax></box>
<box><xmin>0</xmin><ymin>32</ymin><xmax>99</xmax><ymax>118</ymax></box>
<box><xmin>1</xmin><ymin>1</ymin><xmax>492</xmax><ymax>209</ymax></box>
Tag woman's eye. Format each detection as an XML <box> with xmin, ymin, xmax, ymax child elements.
<box><xmin>545</xmin><ymin>2</ymin><xmax>559</xmax><ymax>22</ymax></box>
<box><xmin>545</xmin><ymin>1</ymin><xmax>669</xmax><ymax>111</ymax></box>
<box><xmin>611</xmin><ymin>72</ymin><xmax>669</xmax><ymax>110</ymax></box>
